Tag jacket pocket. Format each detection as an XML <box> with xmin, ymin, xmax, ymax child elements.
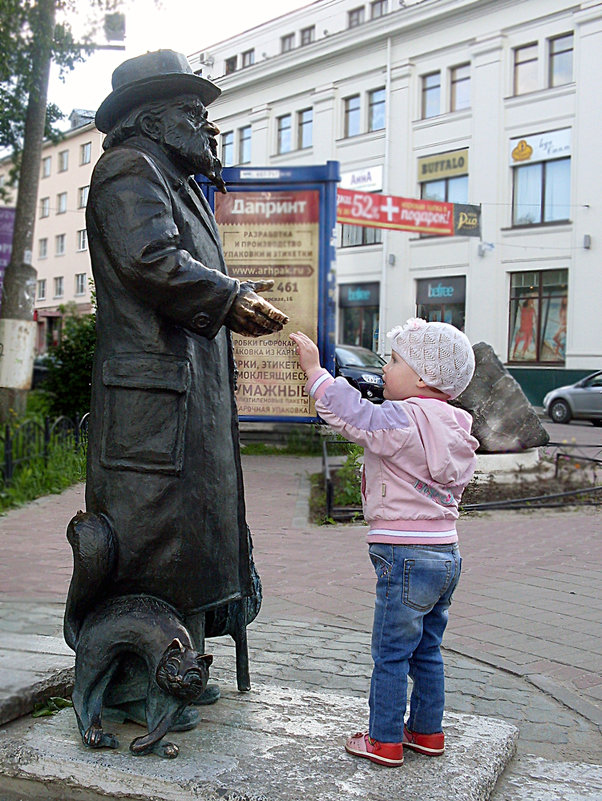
<box><xmin>100</xmin><ymin>354</ymin><xmax>190</xmax><ymax>474</ymax></box>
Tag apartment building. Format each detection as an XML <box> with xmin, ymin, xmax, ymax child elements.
<box><xmin>0</xmin><ymin>110</ymin><xmax>102</xmax><ymax>352</ymax></box>
<box><xmin>188</xmin><ymin>0</ymin><xmax>602</xmax><ymax>395</ymax></box>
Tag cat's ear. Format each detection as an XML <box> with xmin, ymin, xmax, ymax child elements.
<box><xmin>168</xmin><ymin>638</ymin><xmax>185</xmax><ymax>653</ymax></box>
<box><xmin>198</xmin><ymin>653</ymin><xmax>213</xmax><ymax>667</ymax></box>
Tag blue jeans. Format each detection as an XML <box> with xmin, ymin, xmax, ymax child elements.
<box><xmin>368</xmin><ymin>542</ymin><xmax>462</xmax><ymax>743</ymax></box>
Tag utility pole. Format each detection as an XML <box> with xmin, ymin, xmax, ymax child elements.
<box><xmin>0</xmin><ymin>0</ymin><xmax>56</xmax><ymax>420</ymax></box>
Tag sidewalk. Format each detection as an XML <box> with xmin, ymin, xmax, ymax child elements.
<box><xmin>0</xmin><ymin>456</ymin><xmax>601</xmax><ymax>797</ymax></box>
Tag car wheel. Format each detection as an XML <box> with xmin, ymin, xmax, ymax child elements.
<box><xmin>549</xmin><ymin>399</ymin><xmax>571</xmax><ymax>424</ymax></box>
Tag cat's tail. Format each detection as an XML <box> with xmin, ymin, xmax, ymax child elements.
<box><xmin>64</xmin><ymin>511</ymin><xmax>116</xmax><ymax>651</ymax></box>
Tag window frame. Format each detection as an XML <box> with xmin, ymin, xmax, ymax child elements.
<box><xmin>55</xmin><ymin>234</ymin><xmax>65</xmax><ymax>257</ymax></box>
<box><xmin>511</xmin><ymin>157</ymin><xmax>571</xmax><ymax>227</ymax></box>
<box><xmin>450</xmin><ymin>63</ymin><xmax>471</xmax><ymax>111</ymax></box>
<box><xmin>371</xmin><ymin>0</ymin><xmax>387</xmax><ymax>19</ymax></box>
<box><xmin>238</xmin><ymin>125</ymin><xmax>252</xmax><ymax>164</ymax></box>
<box><xmin>221</xmin><ymin>131</ymin><xmax>234</xmax><ymax>166</ymax></box>
<box><xmin>41</xmin><ymin>156</ymin><xmax>51</xmax><ymax>178</ymax></box>
<box><xmin>513</xmin><ymin>42</ymin><xmax>538</xmax><ymax>95</ymax></box>
<box><xmin>75</xmin><ymin>272</ymin><xmax>87</xmax><ymax>295</ymax></box>
<box><xmin>421</xmin><ymin>71</ymin><xmax>441</xmax><ymax>119</ymax></box>
<box><xmin>241</xmin><ymin>49</ymin><xmax>255</xmax><ymax>68</ymax></box>
<box><xmin>508</xmin><ymin>269</ymin><xmax>568</xmax><ymax>364</ymax></box>
<box><xmin>348</xmin><ymin>6</ymin><xmax>365</xmax><ymax>28</ymax></box>
<box><xmin>80</xmin><ymin>142</ymin><xmax>92</xmax><ymax>165</ymax></box>
<box><xmin>297</xmin><ymin>108</ymin><xmax>313</xmax><ymax>150</ymax></box>
<box><xmin>339</xmin><ymin>222</ymin><xmax>383</xmax><ymax>248</ymax></box>
<box><xmin>54</xmin><ymin>275</ymin><xmax>64</xmax><ymax>298</ymax></box>
<box><xmin>56</xmin><ymin>192</ymin><xmax>67</xmax><ymax>215</ymax></box>
<box><xmin>38</xmin><ymin>238</ymin><xmax>48</xmax><ymax>259</ymax></box>
<box><xmin>281</xmin><ymin>33</ymin><xmax>295</xmax><ymax>53</ymax></box>
<box><xmin>300</xmin><ymin>25</ymin><xmax>315</xmax><ymax>46</ymax></box>
<box><xmin>548</xmin><ymin>32</ymin><xmax>573</xmax><ymax>88</ymax></box>
<box><xmin>368</xmin><ymin>87</ymin><xmax>386</xmax><ymax>131</ymax></box>
<box><xmin>277</xmin><ymin>114</ymin><xmax>292</xmax><ymax>154</ymax></box>
<box><xmin>37</xmin><ymin>278</ymin><xmax>46</xmax><ymax>300</ymax></box>
<box><xmin>225</xmin><ymin>55</ymin><xmax>237</xmax><ymax>74</ymax></box>
<box><xmin>40</xmin><ymin>197</ymin><xmax>50</xmax><ymax>218</ymax></box>
<box><xmin>78</xmin><ymin>185</ymin><xmax>89</xmax><ymax>209</ymax></box>
<box><xmin>77</xmin><ymin>229</ymin><xmax>88</xmax><ymax>252</ymax></box>
<box><xmin>344</xmin><ymin>94</ymin><xmax>361</xmax><ymax>138</ymax></box>
<box><xmin>58</xmin><ymin>149</ymin><xmax>69</xmax><ymax>172</ymax></box>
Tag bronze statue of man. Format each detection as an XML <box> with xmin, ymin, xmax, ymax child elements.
<box><xmin>63</xmin><ymin>51</ymin><xmax>287</xmax><ymax>746</ymax></box>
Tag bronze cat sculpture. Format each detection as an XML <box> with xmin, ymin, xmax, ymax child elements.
<box><xmin>72</xmin><ymin>593</ymin><xmax>212</xmax><ymax>758</ymax></box>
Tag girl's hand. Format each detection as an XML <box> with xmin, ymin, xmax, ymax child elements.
<box><xmin>290</xmin><ymin>332</ymin><xmax>322</xmax><ymax>375</ymax></box>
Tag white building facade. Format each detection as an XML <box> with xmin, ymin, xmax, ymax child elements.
<box><xmin>189</xmin><ymin>0</ymin><xmax>602</xmax><ymax>399</ymax></box>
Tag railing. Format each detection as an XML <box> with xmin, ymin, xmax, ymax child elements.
<box><xmin>0</xmin><ymin>413</ymin><xmax>89</xmax><ymax>486</ymax></box>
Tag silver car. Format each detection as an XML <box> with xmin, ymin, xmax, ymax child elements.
<box><xmin>543</xmin><ymin>371</ymin><xmax>602</xmax><ymax>425</ymax></box>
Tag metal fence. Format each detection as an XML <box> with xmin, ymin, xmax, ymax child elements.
<box><xmin>0</xmin><ymin>413</ymin><xmax>89</xmax><ymax>486</ymax></box>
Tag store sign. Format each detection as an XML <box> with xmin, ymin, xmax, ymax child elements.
<box><xmin>215</xmin><ymin>190</ymin><xmax>320</xmax><ymax>418</ymax></box>
<box><xmin>340</xmin><ymin>166</ymin><xmax>383</xmax><ymax>193</ymax></box>
<box><xmin>337</xmin><ymin>188</ymin><xmax>481</xmax><ymax>237</ymax></box>
<box><xmin>416</xmin><ymin>276</ymin><xmax>466</xmax><ymax>305</ymax></box>
<box><xmin>509</xmin><ymin>128</ymin><xmax>571</xmax><ymax>165</ymax></box>
<box><xmin>339</xmin><ymin>282</ymin><xmax>380</xmax><ymax>307</ymax></box>
<box><xmin>417</xmin><ymin>149</ymin><xmax>469</xmax><ymax>181</ymax></box>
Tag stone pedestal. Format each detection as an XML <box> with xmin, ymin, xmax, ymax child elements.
<box><xmin>0</xmin><ymin>683</ymin><xmax>517</xmax><ymax>801</ymax></box>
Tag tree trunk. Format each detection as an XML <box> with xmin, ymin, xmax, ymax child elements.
<box><xmin>0</xmin><ymin>0</ymin><xmax>56</xmax><ymax>421</ymax></box>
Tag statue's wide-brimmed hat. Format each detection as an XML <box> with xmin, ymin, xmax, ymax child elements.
<box><xmin>95</xmin><ymin>49</ymin><xmax>221</xmax><ymax>133</ymax></box>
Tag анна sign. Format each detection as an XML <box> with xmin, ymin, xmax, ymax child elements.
<box><xmin>215</xmin><ymin>190</ymin><xmax>320</xmax><ymax>418</ymax></box>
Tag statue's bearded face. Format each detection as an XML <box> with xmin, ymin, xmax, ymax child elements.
<box><xmin>159</xmin><ymin>95</ymin><xmax>223</xmax><ymax>182</ymax></box>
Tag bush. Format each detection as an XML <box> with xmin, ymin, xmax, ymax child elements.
<box><xmin>42</xmin><ymin>303</ymin><xmax>95</xmax><ymax>419</ymax></box>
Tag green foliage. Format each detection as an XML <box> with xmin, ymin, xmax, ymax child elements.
<box><xmin>32</xmin><ymin>696</ymin><xmax>73</xmax><ymax>717</ymax></box>
<box><xmin>42</xmin><ymin>303</ymin><xmax>96</xmax><ymax>418</ymax></box>
<box><xmin>333</xmin><ymin>444</ymin><xmax>363</xmax><ymax>507</ymax></box>
<box><xmin>0</xmin><ymin>435</ymin><xmax>86</xmax><ymax>513</ymax></box>
<box><xmin>241</xmin><ymin>426</ymin><xmax>323</xmax><ymax>456</ymax></box>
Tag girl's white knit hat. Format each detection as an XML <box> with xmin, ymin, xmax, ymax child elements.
<box><xmin>387</xmin><ymin>318</ymin><xmax>475</xmax><ymax>399</ymax></box>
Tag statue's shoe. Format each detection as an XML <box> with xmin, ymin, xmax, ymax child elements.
<box><xmin>192</xmin><ymin>683</ymin><xmax>220</xmax><ymax>706</ymax></box>
<box><xmin>104</xmin><ymin>701</ymin><xmax>200</xmax><ymax>731</ymax></box>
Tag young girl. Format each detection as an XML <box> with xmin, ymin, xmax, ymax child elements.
<box><xmin>290</xmin><ymin>319</ymin><xmax>478</xmax><ymax>767</ymax></box>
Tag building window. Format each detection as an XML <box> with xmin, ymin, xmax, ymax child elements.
<box><xmin>450</xmin><ymin>63</ymin><xmax>470</xmax><ymax>111</ymax></box>
<box><xmin>37</xmin><ymin>278</ymin><xmax>46</xmax><ymax>300</ymax></box>
<box><xmin>421</xmin><ymin>175</ymin><xmax>468</xmax><ymax>204</ymax></box>
<box><xmin>281</xmin><ymin>33</ymin><xmax>294</xmax><ymax>53</ymax></box>
<box><xmin>38</xmin><ymin>238</ymin><xmax>48</xmax><ymax>259</ymax></box>
<box><xmin>368</xmin><ymin>88</ymin><xmax>385</xmax><ymax>131</ymax></box>
<box><xmin>75</xmin><ymin>272</ymin><xmax>87</xmax><ymax>295</ymax></box>
<box><xmin>225</xmin><ymin>55</ymin><xmax>237</xmax><ymax>74</ymax></box>
<box><xmin>241</xmin><ymin>49</ymin><xmax>255</xmax><ymax>68</ymax></box>
<box><xmin>371</xmin><ymin>0</ymin><xmax>387</xmax><ymax>19</ymax></box>
<box><xmin>339</xmin><ymin>282</ymin><xmax>381</xmax><ymax>351</ymax></box>
<box><xmin>422</xmin><ymin>72</ymin><xmax>441</xmax><ymax>118</ymax></box>
<box><xmin>300</xmin><ymin>25</ymin><xmax>315</xmax><ymax>46</ymax></box>
<box><xmin>344</xmin><ymin>95</ymin><xmax>361</xmax><ymax>137</ymax></box>
<box><xmin>549</xmin><ymin>33</ymin><xmax>573</xmax><ymax>87</ymax></box>
<box><xmin>55</xmin><ymin>234</ymin><xmax>65</xmax><ymax>256</ymax></box>
<box><xmin>277</xmin><ymin>114</ymin><xmax>292</xmax><ymax>154</ymax></box>
<box><xmin>78</xmin><ymin>185</ymin><xmax>89</xmax><ymax>208</ymax></box>
<box><xmin>58</xmin><ymin>150</ymin><xmax>69</xmax><ymax>172</ymax></box>
<box><xmin>348</xmin><ymin>7</ymin><xmax>365</xmax><ymax>28</ymax></box>
<box><xmin>56</xmin><ymin>192</ymin><xmax>67</xmax><ymax>214</ymax></box>
<box><xmin>80</xmin><ymin>142</ymin><xmax>92</xmax><ymax>165</ymax></box>
<box><xmin>77</xmin><ymin>229</ymin><xmax>88</xmax><ymax>251</ymax></box>
<box><xmin>239</xmin><ymin>126</ymin><xmax>252</xmax><ymax>164</ymax></box>
<box><xmin>514</xmin><ymin>43</ymin><xmax>538</xmax><ymax>95</ymax></box>
<box><xmin>339</xmin><ymin>223</ymin><xmax>383</xmax><ymax>248</ymax></box>
<box><xmin>298</xmin><ymin>108</ymin><xmax>313</xmax><ymax>149</ymax></box>
<box><xmin>54</xmin><ymin>276</ymin><xmax>64</xmax><ymax>297</ymax></box>
<box><xmin>40</xmin><ymin>197</ymin><xmax>50</xmax><ymax>218</ymax></box>
<box><xmin>221</xmin><ymin>131</ymin><xmax>234</xmax><ymax>166</ymax></box>
<box><xmin>41</xmin><ymin>156</ymin><xmax>51</xmax><ymax>178</ymax></box>
<box><xmin>508</xmin><ymin>270</ymin><xmax>568</xmax><ymax>363</ymax></box>
<box><xmin>512</xmin><ymin>158</ymin><xmax>570</xmax><ymax>226</ymax></box>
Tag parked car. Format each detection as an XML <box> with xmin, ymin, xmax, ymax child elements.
<box><xmin>335</xmin><ymin>344</ymin><xmax>386</xmax><ymax>403</ymax></box>
<box><xmin>543</xmin><ymin>370</ymin><xmax>602</xmax><ymax>425</ymax></box>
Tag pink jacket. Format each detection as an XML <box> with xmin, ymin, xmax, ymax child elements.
<box><xmin>308</xmin><ymin>370</ymin><xmax>479</xmax><ymax>545</ymax></box>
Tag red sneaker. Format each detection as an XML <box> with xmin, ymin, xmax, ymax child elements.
<box><xmin>403</xmin><ymin>726</ymin><xmax>445</xmax><ymax>755</ymax></box>
<box><xmin>345</xmin><ymin>731</ymin><xmax>403</xmax><ymax>767</ymax></box>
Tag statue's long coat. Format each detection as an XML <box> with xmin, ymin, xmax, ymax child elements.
<box><xmin>85</xmin><ymin>135</ymin><xmax>251</xmax><ymax>614</ymax></box>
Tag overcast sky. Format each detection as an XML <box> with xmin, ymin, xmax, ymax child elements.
<box><xmin>49</xmin><ymin>0</ymin><xmax>312</xmax><ymax>123</ymax></box>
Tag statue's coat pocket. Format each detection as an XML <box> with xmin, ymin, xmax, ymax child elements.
<box><xmin>100</xmin><ymin>355</ymin><xmax>190</xmax><ymax>474</ymax></box>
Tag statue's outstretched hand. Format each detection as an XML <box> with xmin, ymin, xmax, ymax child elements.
<box><xmin>225</xmin><ymin>280</ymin><xmax>289</xmax><ymax>337</ymax></box>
